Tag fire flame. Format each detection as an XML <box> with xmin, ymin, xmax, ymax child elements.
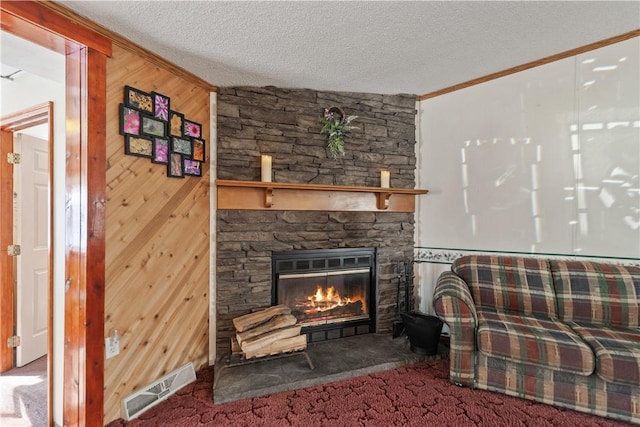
<box><xmin>308</xmin><ymin>285</ymin><xmax>354</xmax><ymax>312</ymax></box>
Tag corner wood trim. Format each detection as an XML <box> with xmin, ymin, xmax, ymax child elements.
<box><xmin>216</xmin><ymin>180</ymin><xmax>428</xmax><ymax>213</ymax></box>
<box><xmin>417</xmin><ymin>30</ymin><xmax>640</xmax><ymax>101</ymax></box>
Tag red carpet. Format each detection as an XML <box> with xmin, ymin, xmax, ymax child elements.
<box><xmin>107</xmin><ymin>359</ymin><xmax>633</xmax><ymax>426</ymax></box>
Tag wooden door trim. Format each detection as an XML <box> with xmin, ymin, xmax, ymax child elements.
<box><xmin>84</xmin><ymin>48</ymin><xmax>107</xmax><ymax>424</ymax></box>
<box><xmin>0</xmin><ymin>129</ymin><xmax>15</xmax><ymax>374</ymax></box>
<box><xmin>1</xmin><ymin>1</ymin><xmax>111</xmax><ymax>56</ymax></box>
<box><xmin>63</xmin><ymin>46</ymin><xmax>107</xmax><ymax>427</ymax></box>
<box><xmin>0</xmin><ymin>102</ymin><xmax>51</xmax><ymax>131</ymax></box>
<box><xmin>0</xmin><ymin>102</ymin><xmax>54</xmax><ymax>421</ymax></box>
<box><xmin>37</xmin><ymin>1</ymin><xmax>216</xmax><ymax>92</ymax></box>
<box><xmin>1</xmin><ymin>2</ymin><xmax>109</xmax><ymax>426</ymax></box>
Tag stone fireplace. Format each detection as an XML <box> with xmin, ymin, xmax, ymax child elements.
<box><xmin>272</xmin><ymin>247</ymin><xmax>376</xmax><ymax>342</ymax></box>
<box><xmin>216</xmin><ymin>86</ymin><xmax>418</xmax><ymax>355</ymax></box>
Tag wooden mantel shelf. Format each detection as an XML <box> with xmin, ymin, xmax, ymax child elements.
<box><xmin>216</xmin><ymin>180</ymin><xmax>429</xmax><ymax>213</ymax></box>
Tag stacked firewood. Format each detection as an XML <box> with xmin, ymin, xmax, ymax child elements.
<box><xmin>232</xmin><ymin>305</ymin><xmax>307</xmax><ymax>360</ymax></box>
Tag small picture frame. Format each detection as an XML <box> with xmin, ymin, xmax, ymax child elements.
<box><xmin>183</xmin><ymin>119</ymin><xmax>202</xmax><ymax>138</ymax></box>
<box><xmin>141</xmin><ymin>115</ymin><xmax>167</xmax><ymax>138</ymax></box>
<box><xmin>169</xmin><ymin>111</ymin><xmax>184</xmax><ymax>137</ymax></box>
<box><xmin>120</xmin><ymin>104</ymin><xmax>141</xmax><ymax>136</ymax></box>
<box><xmin>152</xmin><ymin>92</ymin><xmax>170</xmax><ymax>121</ymax></box>
<box><xmin>184</xmin><ymin>159</ymin><xmax>202</xmax><ymax>177</ymax></box>
<box><xmin>152</xmin><ymin>137</ymin><xmax>169</xmax><ymax>164</ymax></box>
<box><xmin>125</xmin><ymin>135</ymin><xmax>153</xmax><ymax>158</ymax></box>
<box><xmin>124</xmin><ymin>86</ymin><xmax>153</xmax><ymax>114</ymax></box>
<box><xmin>191</xmin><ymin>138</ymin><xmax>205</xmax><ymax>162</ymax></box>
<box><xmin>171</xmin><ymin>137</ymin><xmax>192</xmax><ymax>157</ymax></box>
<box><xmin>168</xmin><ymin>152</ymin><xmax>184</xmax><ymax>178</ymax></box>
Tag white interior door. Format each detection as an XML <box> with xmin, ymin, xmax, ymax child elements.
<box><xmin>14</xmin><ymin>132</ymin><xmax>49</xmax><ymax>367</ymax></box>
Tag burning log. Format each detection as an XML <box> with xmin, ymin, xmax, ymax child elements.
<box><xmin>295</xmin><ymin>300</ymin><xmax>364</xmax><ymax>321</ymax></box>
<box><xmin>232</xmin><ymin>306</ymin><xmax>306</xmax><ymax>360</ymax></box>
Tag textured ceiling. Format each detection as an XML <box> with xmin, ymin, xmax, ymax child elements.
<box><xmin>31</xmin><ymin>1</ymin><xmax>640</xmax><ymax>95</ymax></box>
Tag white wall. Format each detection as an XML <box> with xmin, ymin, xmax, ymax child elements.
<box><xmin>414</xmin><ymin>37</ymin><xmax>640</xmax><ymax>313</ymax></box>
<box><xmin>1</xmin><ymin>31</ymin><xmax>66</xmax><ymax>425</ymax></box>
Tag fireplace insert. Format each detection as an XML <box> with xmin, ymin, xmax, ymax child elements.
<box><xmin>272</xmin><ymin>248</ymin><xmax>376</xmax><ymax>342</ymax></box>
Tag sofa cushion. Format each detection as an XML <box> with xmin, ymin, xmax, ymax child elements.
<box><xmin>568</xmin><ymin>321</ymin><xmax>640</xmax><ymax>386</ymax></box>
<box><xmin>550</xmin><ymin>260</ymin><xmax>640</xmax><ymax>328</ymax></box>
<box><xmin>477</xmin><ymin>310</ymin><xmax>595</xmax><ymax>375</ymax></box>
<box><xmin>452</xmin><ymin>255</ymin><xmax>557</xmax><ymax>318</ymax></box>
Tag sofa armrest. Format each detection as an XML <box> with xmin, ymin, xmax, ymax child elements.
<box><xmin>433</xmin><ymin>270</ymin><xmax>478</xmax><ymax>387</ymax></box>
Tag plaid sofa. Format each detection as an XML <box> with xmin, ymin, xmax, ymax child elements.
<box><xmin>433</xmin><ymin>255</ymin><xmax>640</xmax><ymax>424</ymax></box>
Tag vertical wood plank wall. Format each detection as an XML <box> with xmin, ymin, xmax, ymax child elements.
<box><xmin>105</xmin><ymin>44</ymin><xmax>211</xmax><ymax>423</ymax></box>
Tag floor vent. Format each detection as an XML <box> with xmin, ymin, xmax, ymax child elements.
<box><xmin>121</xmin><ymin>362</ymin><xmax>196</xmax><ymax>420</ymax></box>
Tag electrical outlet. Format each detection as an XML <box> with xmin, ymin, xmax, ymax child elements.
<box><xmin>105</xmin><ymin>330</ymin><xmax>120</xmax><ymax>359</ymax></box>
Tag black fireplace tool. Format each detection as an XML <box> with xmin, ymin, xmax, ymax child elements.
<box><xmin>392</xmin><ymin>259</ymin><xmax>414</xmax><ymax>338</ymax></box>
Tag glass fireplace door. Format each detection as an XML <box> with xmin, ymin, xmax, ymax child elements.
<box><xmin>277</xmin><ymin>268</ymin><xmax>370</xmax><ymax>327</ymax></box>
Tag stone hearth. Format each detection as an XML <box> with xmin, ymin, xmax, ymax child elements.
<box><xmin>213</xmin><ymin>334</ymin><xmax>448</xmax><ymax>404</ymax></box>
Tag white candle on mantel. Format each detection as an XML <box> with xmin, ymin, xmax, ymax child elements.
<box><xmin>381</xmin><ymin>170</ymin><xmax>390</xmax><ymax>188</ymax></box>
<box><xmin>261</xmin><ymin>155</ymin><xmax>272</xmax><ymax>182</ymax></box>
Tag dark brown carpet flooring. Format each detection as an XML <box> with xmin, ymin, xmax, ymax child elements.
<box><xmin>106</xmin><ymin>359</ymin><xmax>633</xmax><ymax>427</ymax></box>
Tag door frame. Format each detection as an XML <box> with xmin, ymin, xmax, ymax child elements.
<box><xmin>1</xmin><ymin>2</ymin><xmax>111</xmax><ymax>425</ymax></box>
<box><xmin>0</xmin><ymin>102</ymin><xmax>53</xmax><ymax>420</ymax></box>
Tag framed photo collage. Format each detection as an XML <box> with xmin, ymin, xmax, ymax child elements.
<box><xmin>119</xmin><ymin>85</ymin><xmax>205</xmax><ymax>178</ymax></box>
